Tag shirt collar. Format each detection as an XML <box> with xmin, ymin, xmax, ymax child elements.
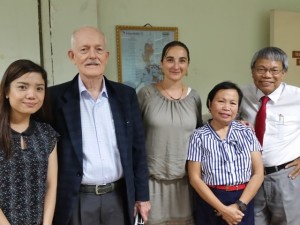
<box><xmin>255</xmin><ymin>82</ymin><xmax>285</xmax><ymax>103</ymax></box>
<box><xmin>207</xmin><ymin>120</ymin><xmax>237</xmax><ymax>143</ymax></box>
<box><xmin>11</xmin><ymin>119</ymin><xmax>35</xmax><ymax>136</ymax></box>
<box><xmin>78</xmin><ymin>75</ymin><xmax>108</xmax><ymax>99</ymax></box>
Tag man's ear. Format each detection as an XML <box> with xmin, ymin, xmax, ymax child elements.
<box><xmin>282</xmin><ymin>70</ymin><xmax>286</xmax><ymax>78</ymax></box>
<box><xmin>105</xmin><ymin>51</ymin><xmax>110</xmax><ymax>60</ymax></box>
<box><xmin>68</xmin><ymin>50</ymin><xmax>75</xmax><ymax>64</ymax></box>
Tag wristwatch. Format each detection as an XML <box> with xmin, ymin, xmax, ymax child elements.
<box><xmin>236</xmin><ymin>199</ymin><xmax>247</xmax><ymax>212</ymax></box>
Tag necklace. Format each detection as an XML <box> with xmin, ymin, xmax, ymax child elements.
<box><xmin>161</xmin><ymin>83</ymin><xmax>184</xmax><ymax>100</ymax></box>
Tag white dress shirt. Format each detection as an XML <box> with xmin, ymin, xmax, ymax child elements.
<box><xmin>240</xmin><ymin>83</ymin><xmax>300</xmax><ymax>166</ymax></box>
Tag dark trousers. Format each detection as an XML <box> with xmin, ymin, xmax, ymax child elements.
<box><xmin>193</xmin><ymin>188</ymin><xmax>254</xmax><ymax>225</ymax></box>
<box><xmin>68</xmin><ymin>185</ymin><xmax>129</xmax><ymax>225</ymax></box>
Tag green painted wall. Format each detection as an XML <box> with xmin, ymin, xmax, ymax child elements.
<box><xmin>98</xmin><ymin>0</ymin><xmax>300</xmax><ymax>113</ymax></box>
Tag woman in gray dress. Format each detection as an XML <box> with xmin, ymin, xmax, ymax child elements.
<box><xmin>137</xmin><ymin>41</ymin><xmax>202</xmax><ymax>225</ymax></box>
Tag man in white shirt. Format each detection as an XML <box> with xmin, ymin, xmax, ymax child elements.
<box><xmin>240</xmin><ymin>47</ymin><xmax>300</xmax><ymax>225</ymax></box>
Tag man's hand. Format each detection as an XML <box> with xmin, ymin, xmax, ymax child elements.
<box><xmin>287</xmin><ymin>157</ymin><xmax>300</xmax><ymax>179</ymax></box>
<box><xmin>134</xmin><ymin>201</ymin><xmax>151</xmax><ymax>223</ymax></box>
<box><xmin>238</xmin><ymin>120</ymin><xmax>255</xmax><ymax>132</ymax></box>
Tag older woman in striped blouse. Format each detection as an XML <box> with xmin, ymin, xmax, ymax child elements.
<box><xmin>187</xmin><ymin>81</ymin><xmax>264</xmax><ymax>225</ymax></box>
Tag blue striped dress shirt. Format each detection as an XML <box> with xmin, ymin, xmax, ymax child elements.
<box><xmin>79</xmin><ymin>77</ymin><xmax>123</xmax><ymax>185</ymax></box>
<box><xmin>187</xmin><ymin>120</ymin><xmax>262</xmax><ymax>186</ymax></box>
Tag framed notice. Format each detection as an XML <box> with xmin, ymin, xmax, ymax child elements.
<box><xmin>116</xmin><ymin>25</ymin><xmax>178</xmax><ymax>91</ymax></box>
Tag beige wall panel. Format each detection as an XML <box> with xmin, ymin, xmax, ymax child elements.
<box><xmin>271</xmin><ymin>10</ymin><xmax>300</xmax><ymax>87</ymax></box>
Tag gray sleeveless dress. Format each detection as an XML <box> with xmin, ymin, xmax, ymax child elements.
<box><xmin>138</xmin><ymin>84</ymin><xmax>202</xmax><ymax>225</ymax></box>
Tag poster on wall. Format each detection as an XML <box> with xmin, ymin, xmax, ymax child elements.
<box><xmin>116</xmin><ymin>25</ymin><xmax>178</xmax><ymax>92</ymax></box>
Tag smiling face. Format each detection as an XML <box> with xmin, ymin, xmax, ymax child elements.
<box><xmin>68</xmin><ymin>27</ymin><xmax>110</xmax><ymax>80</ymax></box>
<box><xmin>7</xmin><ymin>72</ymin><xmax>45</xmax><ymax>119</ymax></box>
<box><xmin>209</xmin><ymin>89</ymin><xmax>239</xmax><ymax>126</ymax></box>
<box><xmin>252</xmin><ymin>58</ymin><xmax>285</xmax><ymax>95</ymax></box>
<box><xmin>160</xmin><ymin>46</ymin><xmax>189</xmax><ymax>82</ymax></box>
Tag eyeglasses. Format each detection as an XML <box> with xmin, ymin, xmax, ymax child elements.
<box><xmin>253</xmin><ymin>67</ymin><xmax>283</xmax><ymax>75</ymax></box>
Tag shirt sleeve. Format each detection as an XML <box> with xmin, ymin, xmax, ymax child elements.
<box><xmin>187</xmin><ymin>129</ymin><xmax>202</xmax><ymax>162</ymax></box>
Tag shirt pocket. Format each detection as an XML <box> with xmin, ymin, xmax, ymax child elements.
<box><xmin>268</xmin><ymin>113</ymin><xmax>299</xmax><ymax>140</ymax></box>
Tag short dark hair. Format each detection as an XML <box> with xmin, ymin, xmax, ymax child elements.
<box><xmin>161</xmin><ymin>41</ymin><xmax>190</xmax><ymax>63</ymax></box>
<box><xmin>250</xmin><ymin>47</ymin><xmax>288</xmax><ymax>72</ymax></box>
<box><xmin>206</xmin><ymin>81</ymin><xmax>243</xmax><ymax>109</ymax></box>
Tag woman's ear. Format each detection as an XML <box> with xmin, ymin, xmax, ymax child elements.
<box><xmin>208</xmin><ymin>100</ymin><xmax>212</xmax><ymax>112</ymax></box>
<box><xmin>5</xmin><ymin>90</ymin><xmax>9</xmax><ymax>99</ymax></box>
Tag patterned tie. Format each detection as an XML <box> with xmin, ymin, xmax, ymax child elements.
<box><xmin>255</xmin><ymin>96</ymin><xmax>269</xmax><ymax>146</ymax></box>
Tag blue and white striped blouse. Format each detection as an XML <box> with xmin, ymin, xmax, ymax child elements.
<box><xmin>187</xmin><ymin>120</ymin><xmax>262</xmax><ymax>186</ymax></box>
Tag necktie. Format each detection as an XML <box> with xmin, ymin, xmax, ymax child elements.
<box><xmin>255</xmin><ymin>96</ymin><xmax>269</xmax><ymax>146</ymax></box>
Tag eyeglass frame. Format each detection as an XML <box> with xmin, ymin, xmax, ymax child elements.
<box><xmin>252</xmin><ymin>67</ymin><xmax>284</xmax><ymax>75</ymax></box>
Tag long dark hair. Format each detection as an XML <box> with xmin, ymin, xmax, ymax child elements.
<box><xmin>0</xmin><ymin>59</ymin><xmax>50</xmax><ymax>158</ymax></box>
